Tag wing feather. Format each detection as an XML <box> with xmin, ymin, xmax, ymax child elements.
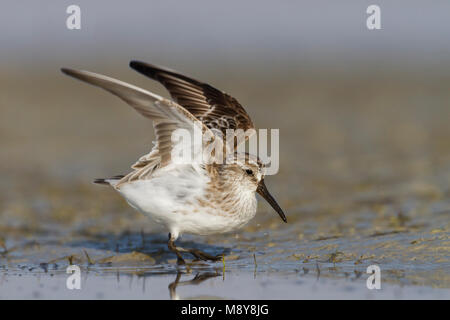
<box><xmin>61</xmin><ymin>68</ymin><xmax>219</xmax><ymax>186</ymax></box>
<box><xmin>129</xmin><ymin>61</ymin><xmax>255</xmax><ymax>140</ymax></box>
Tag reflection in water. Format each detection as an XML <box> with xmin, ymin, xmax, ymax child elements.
<box><xmin>1</xmin><ymin>266</ymin><xmax>450</xmax><ymax>299</ymax></box>
<box><xmin>169</xmin><ymin>271</ymin><xmax>221</xmax><ymax>300</ymax></box>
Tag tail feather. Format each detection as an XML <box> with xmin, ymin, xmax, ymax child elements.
<box><xmin>93</xmin><ymin>178</ymin><xmax>109</xmax><ymax>185</ymax></box>
<box><xmin>93</xmin><ymin>175</ymin><xmax>125</xmax><ymax>185</ymax></box>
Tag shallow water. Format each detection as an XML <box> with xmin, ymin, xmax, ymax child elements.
<box><xmin>2</xmin><ymin>270</ymin><xmax>450</xmax><ymax>300</ymax></box>
<box><xmin>1</xmin><ymin>68</ymin><xmax>450</xmax><ymax>298</ymax></box>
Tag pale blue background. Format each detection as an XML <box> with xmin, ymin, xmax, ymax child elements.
<box><xmin>0</xmin><ymin>0</ymin><xmax>449</xmax><ymax>70</ymax></box>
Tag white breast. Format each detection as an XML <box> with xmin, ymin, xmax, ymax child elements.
<box><xmin>116</xmin><ymin>163</ymin><xmax>258</xmax><ymax>237</ymax></box>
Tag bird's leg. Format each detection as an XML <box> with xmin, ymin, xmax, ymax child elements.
<box><xmin>168</xmin><ymin>233</ymin><xmax>223</xmax><ymax>263</ymax></box>
<box><xmin>168</xmin><ymin>233</ymin><xmax>186</xmax><ymax>265</ymax></box>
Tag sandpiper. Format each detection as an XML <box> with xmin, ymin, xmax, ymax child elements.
<box><xmin>61</xmin><ymin>61</ymin><xmax>287</xmax><ymax>265</ymax></box>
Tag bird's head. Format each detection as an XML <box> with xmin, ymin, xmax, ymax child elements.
<box><xmin>224</xmin><ymin>153</ymin><xmax>287</xmax><ymax>223</ymax></box>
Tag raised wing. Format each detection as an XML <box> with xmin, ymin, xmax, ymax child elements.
<box><xmin>61</xmin><ymin>68</ymin><xmax>218</xmax><ymax>186</ymax></box>
<box><xmin>129</xmin><ymin>61</ymin><xmax>255</xmax><ymax>141</ymax></box>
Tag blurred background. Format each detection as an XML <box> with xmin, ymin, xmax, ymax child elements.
<box><xmin>1</xmin><ymin>1</ymin><xmax>450</xmax><ymax>297</ymax></box>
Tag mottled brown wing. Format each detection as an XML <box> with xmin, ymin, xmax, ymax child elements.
<box><xmin>129</xmin><ymin>61</ymin><xmax>254</xmax><ymax>138</ymax></box>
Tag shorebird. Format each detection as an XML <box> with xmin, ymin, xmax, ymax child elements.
<box><xmin>61</xmin><ymin>61</ymin><xmax>287</xmax><ymax>265</ymax></box>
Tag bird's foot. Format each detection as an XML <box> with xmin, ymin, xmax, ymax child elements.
<box><xmin>189</xmin><ymin>249</ymin><xmax>223</xmax><ymax>262</ymax></box>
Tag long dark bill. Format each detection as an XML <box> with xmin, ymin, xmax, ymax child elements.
<box><xmin>257</xmin><ymin>179</ymin><xmax>287</xmax><ymax>223</ymax></box>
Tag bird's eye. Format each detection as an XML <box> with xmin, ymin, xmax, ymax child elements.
<box><xmin>245</xmin><ymin>169</ymin><xmax>253</xmax><ymax>175</ymax></box>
